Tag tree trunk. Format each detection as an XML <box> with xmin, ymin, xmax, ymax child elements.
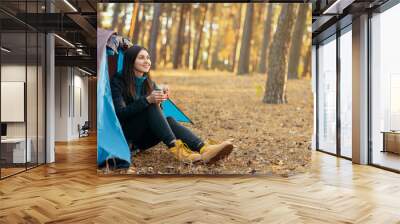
<box><xmin>288</xmin><ymin>4</ymin><xmax>308</xmax><ymax>79</ymax></box>
<box><xmin>211</xmin><ymin>35</ymin><xmax>222</xmax><ymax>69</ymax></box>
<box><xmin>139</xmin><ymin>4</ymin><xmax>147</xmax><ymax>46</ymax></box>
<box><xmin>112</xmin><ymin>4</ymin><xmax>122</xmax><ymax>33</ymax></box>
<box><xmin>257</xmin><ymin>4</ymin><xmax>274</xmax><ymax>74</ymax></box>
<box><xmin>132</xmin><ymin>4</ymin><xmax>142</xmax><ymax>43</ymax></box>
<box><xmin>192</xmin><ymin>4</ymin><xmax>208</xmax><ymax>70</ymax></box>
<box><xmin>119</xmin><ymin>5</ymin><xmax>127</xmax><ymax>35</ymax></box>
<box><xmin>251</xmin><ymin>5</ymin><xmax>263</xmax><ymax>73</ymax></box>
<box><xmin>205</xmin><ymin>4</ymin><xmax>216</xmax><ymax>69</ymax></box>
<box><xmin>263</xmin><ymin>4</ymin><xmax>297</xmax><ymax>104</ymax></box>
<box><xmin>172</xmin><ymin>5</ymin><xmax>187</xmax><ymax>69</ymax></box>
<box><xmin>161</xmin><ymin>4</ymin><xmax>172</xmax><ymax>66</ymax></box>
<box><xmin>231</xmin><ymin>4</ymin><xmax>243</xmax><ymax>72</ymax></box>
<box><xmin>301</xmin><ymin>46</ymin><xmax>311</xmax><ymax>78</ymax></box>
<box><xmin>237</xmin><ymin>4</ymin><xmax>254</xmax><ymax>75</ymax></box>
<box><xmin>185</xmin><ymin>5</ymin><xmax>192</xmax><ymax>68</ymax></box>
<box><xmin>149</xmin><ymin>3</ymin><xmax>162</xmax><ymax>70</ymax></box>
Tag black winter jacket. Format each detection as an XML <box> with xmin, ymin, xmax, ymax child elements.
<box><xmin>110</xmin><ymin>75</ymin><xmax>156</xmax><ymax>122</ymax></box>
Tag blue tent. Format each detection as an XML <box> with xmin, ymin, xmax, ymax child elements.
<box><xmin>97</xmin><ymin>38</ymin><xmax>131</xmax><ymax>167</ymax></box>
<box><xmin>97</xmin><ymin>29</ymin><xmax>192</xmax><ymax>167</ymax></box>
<box><xmin>161</xmin><ymin>98</ymin><xmax>192</xmax><ymax>124</ymax></box>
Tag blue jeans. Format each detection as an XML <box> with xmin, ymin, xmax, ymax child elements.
<box><xmin>123</xmin><ymin>104</ymin><xmax>204</xmax><ymax>152</ymax></box>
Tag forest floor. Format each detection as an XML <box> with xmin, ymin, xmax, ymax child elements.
<box><xmin>101</xmin><ymin>69</ymin><xmax>313</xmax><ymax>176</ymax></box>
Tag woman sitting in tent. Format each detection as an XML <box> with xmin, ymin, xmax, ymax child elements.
<box><xmin>110</xmin><ymin>45</ymin><xmax>233</xmax><ymax>164</ymax></box>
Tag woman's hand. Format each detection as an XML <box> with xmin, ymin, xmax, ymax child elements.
<box><xmin>162</xmin><ymin>85</ymin><xmax>169</xmax><ymax>99</ymax></box>
<box><xmin>146</xmin><ymin>90</ymin><xmax>165</xmax><ymax>104</ymax></box>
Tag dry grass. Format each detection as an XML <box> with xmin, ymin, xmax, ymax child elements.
<box><xmin>102</xmin><ymin>69</ymin><xmax>313</xmax><ymax>176</ymax></box>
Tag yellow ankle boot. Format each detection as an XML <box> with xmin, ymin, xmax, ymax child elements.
<box><xmin>169</xmin><ymin>140</ymin><xmax>202</xmax><ymax>162</ymax></box>
<box><xmin>199</xmin><ymin>140</ymin><xmax>233</xmax><ymax>164</ymax></box>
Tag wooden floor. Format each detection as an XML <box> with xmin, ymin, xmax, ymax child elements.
<box><xmin>372</xmin><ymin>151</ymin><xmax>400</xmax><ymax>171</ymax></box>
<box><xmin>1</xmin><ymin>167</ymin><xmax>26</xmax><ymax>178</ymax></box>
<box><xmin>1</xmin><ymin>163</ymin><xmax>45</xmax><ymax>178</ymax></box>
<box><xmin>1</xmin><ymin>135</ymin><xmax>400</xmax><ymax>223</ymax></box>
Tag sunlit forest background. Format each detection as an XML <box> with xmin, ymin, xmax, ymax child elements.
<box><xmin>98</xmin><ymin>3</ymin><xmax>311</xmax><ymax>79</ymax></box>
<box><xmin>98</xmin><ymin>3</ymin><xmax>314</xmax><ymax>175</ymax></box>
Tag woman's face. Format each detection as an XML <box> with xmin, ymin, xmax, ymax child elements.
<box><xmin>134</xmin><ymin>49</ymin><xmax>151</xmax><ymax>74</ymax></box>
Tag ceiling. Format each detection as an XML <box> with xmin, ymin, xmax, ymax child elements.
<box><xmin>0</xmin><ymin>0</ymin><xmax>97</xmax><ymax>75</ymax></box>
<box><xmin>312</xmin><ymin>0</ymin><xmax>390</xmax><ymax>43</ymax></box>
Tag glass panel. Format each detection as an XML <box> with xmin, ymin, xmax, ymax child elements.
<box><xmin>27</xmin><ymin>31</ymin><xmax>38</xmax><ymax>169</ymax></box>
<box><xmin>371</xmin><ymin>4</ymin><xmax>400</xmax><ymax>171</ymax></box>
<box><xmin>0</xmin><ymin>1</ymin><xmax>46</xmax><ymax>178</ymax></box>
<box><xmin>317</xmin><ymin>36</ymin><xmax>337</xmax><ymax>154</ymax></box>
<box><xmin>312</xmin><ymin>45</ymin><xmax>317</xmax><ymax>150</ymax></box>
<box><xmin>0</xmin><ymin>0</ymin><xmax>28</xmax><ymax>177</ymax></box>
<box><xmin>1</xmin><ymin>31</ymin><xmax>27</xmax><ymax>177</ymax></box>
<box><xmin>38</xmin><ymin>32</ymin><xmax>45</xmax><ymax>165</ymax></box>
<box><xmin>26</xmin><ymin>0</ymin><xmax>38</xmax><ymax>169</ymax></box>
<box><xmin>340</xmin><ymin>28</ymin><xmax>352</xmax><ymax>158</ymax></box>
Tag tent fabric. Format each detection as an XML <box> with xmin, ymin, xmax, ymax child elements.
<box><xmin>116</xmin><ymin>48</ymin><xmax>124</xmax><ymax>76</ymax></box>
<box><xmin>97</xmin><ymin>29</ymin><xmax>193</xmax><ymax>165</ymax></box>
<box><xmin>161</xmin><ymin>99</ymin><xmax>193</xmax><ymax>124</ymax></box>
<box><xmin>97</xmin><ymin>28</ymin><xmax>131</xmax><ymax>166</ymax></box>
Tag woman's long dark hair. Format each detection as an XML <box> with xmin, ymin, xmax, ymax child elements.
<box><xmin>122</xmin><ymin>45</ymin><xmax>154</xmax><ymax>98</ymax></box>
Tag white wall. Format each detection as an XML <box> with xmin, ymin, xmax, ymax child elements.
<box><xmin>55</xmin><ymin>66</ymin><xmax>69</xmax><ymax>141</ymax></box>
<box><xmin>1</xmin><ymin>65</ymin><xmax>31</xmax><ymax>138</ymax></box>
<box><xmin>1</xmin><ymin>65</ymin><xmax>26</xmax><ymax>81</ymax></box>
<box><xmin>54</xmin><ymin>67</ymin><xmax>89</xmax><ymax>141</ymax></box>
<box><xmin>72</xmin><ymin>73</ymin><xmax>89</xmax><ymax>138</ymax></box>
<box><xmin>1</xmin><ymin>65</ymin><xmax>26</xmax><ymax>130</ymax></box>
